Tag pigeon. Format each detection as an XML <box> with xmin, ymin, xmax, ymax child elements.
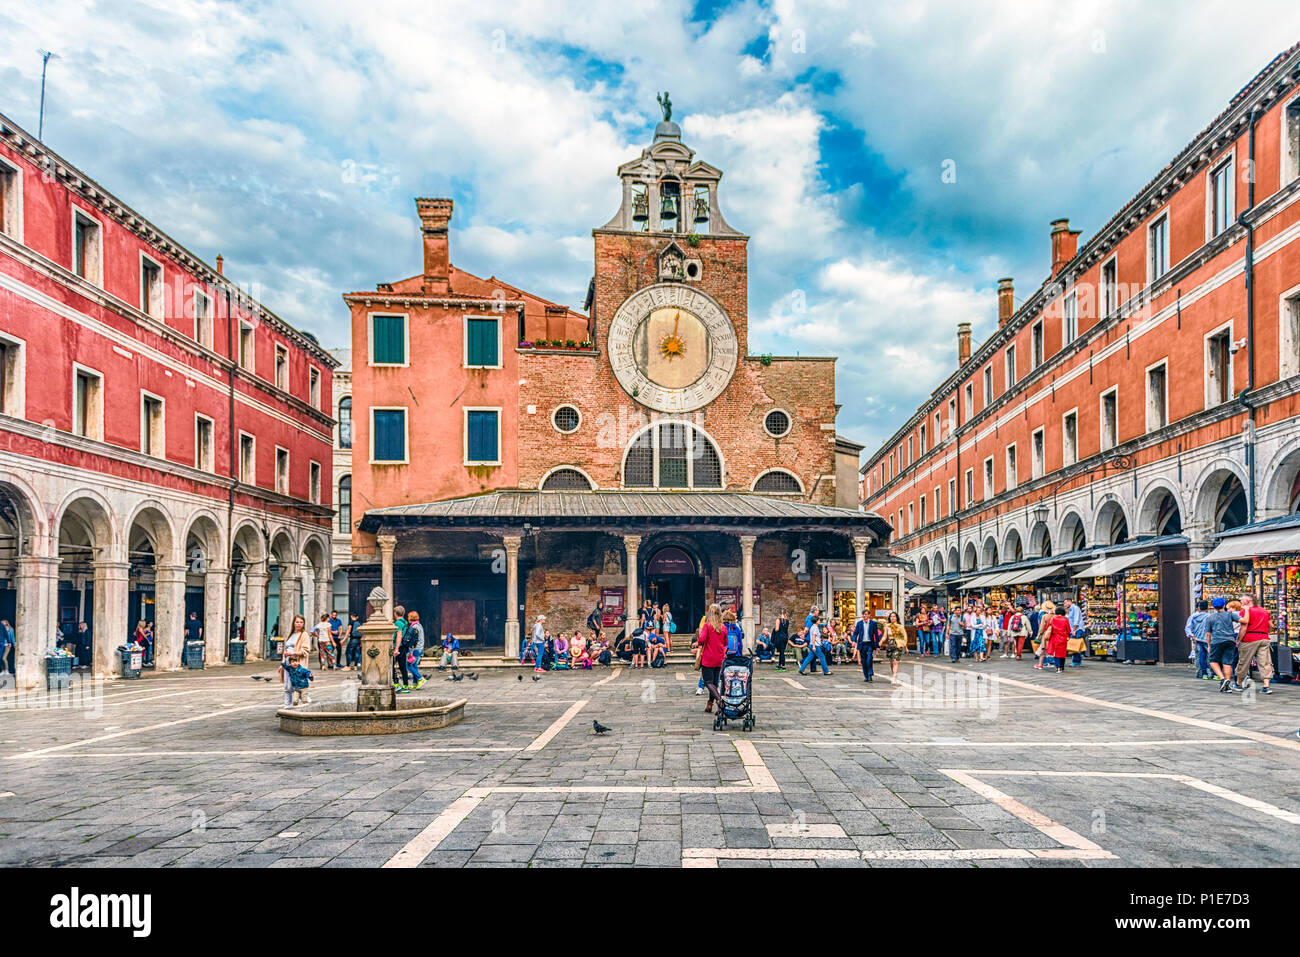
<box><xmin>517</xmin><ymin>674</ymin><xmax>523</xmax><ymax>681</ymax></box>
<box><xmin>532</xmin><ymin>675</ymin><xmax>542</xmax><ymax>682</ymax></box>
<box><xmin>449</xmin><ymin>672</ymin><xmax>464</xmax><ymax>682</ymax></box>
<box><xmin>468</xmin><ymin>673</ymin><xmax>478</xmax><ymax>681</ymax></box>
<box><xmin>592</xmin><ymin>720</ymin><xmax>611</xmax><ymax>735</ymax></box>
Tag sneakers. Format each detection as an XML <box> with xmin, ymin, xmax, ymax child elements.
<box><xmin>1240</xmin><ymin>677</ymin><xmax>1254</xmax><ymax>690</ymax></box>
<box><xmin>774</xmin><ymin>666</ymin><xmax>787</xmax><ymax>672</ymax></box>
<box><xmin>414</xmin><ymin>678</ymin><xmax>427</xmax><ymax>690</ymax></box>
<box><xmin>695</xmin><ymin>687</ymin><xmax>704</xmax><ymax>696</ymax></box>
<box><xmin>1260</xmin><ymin>686</ymin><xmax>1273</xmax><ymax>695</ymax></box>
<box><xmin>1219</xmin><ymin>679</ymin><xmax>1235</xmax><ymax>693</ymax></box>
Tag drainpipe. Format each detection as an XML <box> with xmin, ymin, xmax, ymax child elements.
<box><xmin>225</xmin><ymin>288</ymin><xmax>236</xmax><ymax>651</ymax></box>
<box><xmin>1239</xmin><ymin>104</ymin><xmax>1262</xmax><ymax>523</ymax></box>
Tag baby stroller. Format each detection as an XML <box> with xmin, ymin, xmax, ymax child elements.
<box><xmin>713</xmin><ymin>654</ymin><xmax>754</xmax><ymax>732</ymax></box>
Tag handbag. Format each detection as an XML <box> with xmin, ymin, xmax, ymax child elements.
<box><xmin>1066</xmin><ymin>637</ymin><xmax>1087</xmax><ymax>654</ymax></box>
<box><xmin>692</xmin><ymin>646</ymin><xmax>702</xmax><ymax>670</ymax></box>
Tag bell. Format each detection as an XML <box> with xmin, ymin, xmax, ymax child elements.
<box><xmin>694</xmin><ymin>197</ymin><xmax>709</xmax><ymax>224</ymax></box>
<box><xmin>631</xmin><ymin>193</ymin><xmax>648</xmax><ymax>222</ymax></box>
<box><xmin>660</xmin><ymin>194</ymin><xmax>677</xmax><ymax>220</ymax></box>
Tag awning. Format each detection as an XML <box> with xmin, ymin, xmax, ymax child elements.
<box><xmin>1002</xmin><ymin>564</ymin><xmax>1065</xmax><ymax>586</ymax></box>
<box><xmin>1202</xmin><ymin>527</ymin><xmax>1300</xmax><ymax>563</ymax></box>
<box><xmin>908</xmin><ymin>586</ymin><xmax>933</xmax><ymax>596</ymax></box>
<box><xmin>1071</xmin><ymin>551</ymin><xmax>1155</xmax><ymax>579</ymax></box>
<box><xmin>961</xmin><ymin>572</ymin><xmax>1004</xmax><ymax>589</ymax></box>
<box><xmin>905</xmin><ymin>572</ymin><xmax>938</xmax><ymax>589</ymax></box>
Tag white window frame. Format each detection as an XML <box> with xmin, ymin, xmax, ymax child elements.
<box><xmin>238</xmin><ymin>321</ymin><xmax>255</xmax><ymax>373</ymax></box>
<box><xmin>948</xmin><ymin>477</ymin><xmax>957</xmax><ymax>515</ymax></box>
<box><xmin>907</xmin><ymin>435</ymin><xmax>914</xmax><ymax>464</ymax></box>
<box><xmin>1203</xmin><ymin>321</ymin><xmax>1234</xmax><ymax>409</ymax></box>
<box><xmin>368</xmin><ymin>312</ymin><xmax>410</xmax><ymax>368</ymax></box>
<box><xmin>907</xmin><ymin>501</ymin><xmax>914</xmax><ymax>534</ymax></box>
<box><xmin>1147</xmin><ymin>209</ymin><xmax>1171</xmax><ymax>284</ymax></box>
<box><xmin>919</xmin><ymin>423</ymin><xmax>927</xmax><ymax>455</ymax></box>
<box><xmin>1005</xmin><ymin>343</ymin><xmax>1017</xmax><ymax>387</ymax></box>
<box><xmin>1061</xmin><ymin>408</ymin><xmax>1079</xmax><ymax>468</ymax></box>
<box><xmin>193</xmin><ymin>289</ymin><xmax>213</xmax><ymax>349</ymax></box>
<box><xmin>369</xmin><ymin>406</ymin><xmax>409</xmax><ymax>465</ymax></box>
<box><xmin>274</xmin><ymin>343</ymin><xmax>289</xmax><ymax>391</ymax></box>
<box><xmin>919</xmin><ymin>493</ymin><xmax>927</xmax><ymax>526</ymax></box>
<box><xmin>0</xmin><ymin>154</ymin><xmax>24</xmax><ymax>243</ymax></box>
<box><xmin>964</xmin><ymin>383</ymin><xmax>973</xmax><ymax>419</ymax></box>
<box><xmin>71</xmin><ymin>208</ymin><xmax>103</xmax><ymax>286</ymax></box>
<box><xmin>1031</xmin><ymin>426</ymin><xmax>1045</xmax><ymax>480</ymax></box>
<box><xmin>1145</xmin><ymin>360</ymin><xmax>1169</xmax><ymax>433</ymax></box>
<box><xmin>1062</xmin><ymin>290</ymin><xmax>1077</xmax><ymax>345</ymax></box>
<box><xmin>1005</xmin><ymin>442</ymin><xmax>1018</xmax><ymax>491</ymax></box>
<box><xmin>309</xmin><ymin>460</ymin><xmax>322</xmax><ymax>505</ymax></box>
<box><xmin>1031</xmin><ymin>319</ymin><xmax>1044</xmax><ymax>369</ymax></box>
<box><xmin>933</xmin><ymin>485</ymin><xmax>941</xmax><ymax>521</ymax></box>
<box><xmin>463</xmin><ymin>406</ymin><xmax>502</xmax><ymax>466</ymax></box>
<box><xmin>1280</xmin><ymin>282</ymin><xmax>1300</xmax><ymax>379</ymax></box>
<box><xmin>1099</xmin><ymin>385</ymin><xmax>1118</xmax><ymax>452</ymax></box>
<box><xmin>309</xmin><ymin>366</ymin><xmax>321</xmax><ymax>408</ymax></box>
<box><xmin>238</xmin><ymin>431</ymin><xmax>256</xmax><ymax>485</ymax></box>
<box><xmin>138</xmin><ymin>251</ymin><xmax>164</xmax><ymax>319</ymax></box>
<box><xmin>195</xmin><ymin>413</ymin><xmax>215</xmax><ymax>472</ymax></box>
<box><xmin>982</xmin><ymin>364</ymin><xmax>993</xmax><ymax>405</ymax></box>
<box><xmin>0</xmin><ymin>331</ymin><xmax>26</xmax><ymax>419</ymax></box>
<box><xmin>1100</xmin><ymin>255</ymin><xmax>1119</xmax><ymax>318</ymax></box>
<box><xmin>964</xmin><ymin>468</ymin><xmax>974</xmax><ymax>507</ymax></box>
<box><xmin>1205</xmin><ymin>150</ymin><xmax>1235</xmax><ymax>241</ymax></box>
<box><xmin>463</xmin><ymin>314</ymin><xmax>503</xmax><ymax>369</ymax></box>
<box><xmin>274</xmin><ymin>445</ymin><xmax>290</xmax><ymax>495</ymax></box>
<box><xmin>71</xmin><ymin>361</ymin><xmax>102</xmax><ymax>440</ymax></box>
<box><xmin>140</xmin><ymin>390</ymin><xmax>165</xmax><ymax>458</ymax></box>
<box><xmin>983</xmin><ymin>455</ymin><xmax>995</xmax><ymax>501</ymax></box>
<box><xmin>1281</xmin><ymin>89</ymin><xmax>1300</xmax><ymax>187</ymax></box>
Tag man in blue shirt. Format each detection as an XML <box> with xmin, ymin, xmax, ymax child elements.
<box><xmin>1185</xmin><ymin>600</ymin><xmax>1210</xmax><ymax>679</ymax></box>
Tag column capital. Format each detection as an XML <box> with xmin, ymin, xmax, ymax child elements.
<box><xmin>623</xmin><ymin>534</ymin><xmax>642</xmax><ymax>551</ymax></box>
<box><xmin>502</xmin><ymin>534</ymin><xmax>522</xmax><ymax>553</ymax></box>
<box><xmin>204</xmin><ymin>565</ymin><xmax>230</xmax><ymax>577</ymax></box>
<box><xmin>737</xmin><ymin>533</ymin><xmax>757</xmax><ymax>552</ymax></box>
<box><xmin>851</xmin><ymin>535</ymin><xmax>872</xmax><ymax>553</ymax></box>
<box><xmin>376</xmin><ymin>533</ymin><xmax>397</xmax><ymax>553</ymax></box>
<box><xmin>92</xmin><ymin>560</ymin><xmax>132</xmax><ymax>576</ymax></box>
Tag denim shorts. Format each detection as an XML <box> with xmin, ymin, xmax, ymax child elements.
<box><xmin>1208</xmin><ymin>641</ymin><xmax>1236</xmax><ymax>666</ymax></box>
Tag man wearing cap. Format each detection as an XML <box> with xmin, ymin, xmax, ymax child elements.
<box><xmin>1204</xmin><ymin>597</ymin><xmax>1242</xmax><ymax>693</ymax></box>
<box><xmin>1234</xmin><ymin>593</ymin><xmax>1274</xmax><ymax>695</ymax></box>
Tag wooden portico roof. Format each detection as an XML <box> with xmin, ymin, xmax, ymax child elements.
<box><xmin>359</xmin><ymin>490</ymin><xmax>891</xmax><ymax>540</ymax></box>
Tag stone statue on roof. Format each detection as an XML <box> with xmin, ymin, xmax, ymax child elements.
<box><xmin>656</xmin><ymin>91</ymin><xmax>672</xmax><ymax>122</ymax></box>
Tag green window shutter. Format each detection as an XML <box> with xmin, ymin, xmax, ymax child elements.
<box><xmin>373</xmin><ymin>409</ymin><xmax>406</xmax><ymax>462</ymax></box>
<box><xmin>466</xmin><ymin>410</ymin><xmax>498</xmax><ymax>462</ymax></box>
<box><xmin>467</xmin><ymin>318</ymin><xmax>497</xmax><ymax>366</ymax></box>
<box><xmin>372</xmin><ymin>315</ymin><xmax>405</xmax><ymax>364</ymax></box>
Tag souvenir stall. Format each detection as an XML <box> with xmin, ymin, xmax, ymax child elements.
<box><xmin>1079</xmin><ymin>575</ymin><xmax>1121</xmax><ymax>659</ymax></box>
<box><xmin>1072</xmin><ymin>542</ymin><xmax>1189</xmax><ymax>663</ymax></box>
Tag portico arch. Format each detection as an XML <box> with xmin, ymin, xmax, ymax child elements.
<box><xmin>1058</xmin><ymin>509</ymin><xmax>1087</xmax><ymax>553</ymax></box>
<box><xmin>54</xmin><ymin>493</ymin><xmax>119</xmax><ymax>678</ymax></box>
<box><xmin>1136</xmin><ymin>481</ymin><xmax>1183</xmax><ymax>536</ymax></box>
<box><xmin>1192</xmin><ymin>463</ymin><xmax>1249</xmax><ymax>534</ymax></box>
<box><xmin>1093</xmin><ymin>496</ymin><xmax>1131</xmax><ymax>546</ymax></box>
<box><xmin>0</xmin><ymin>477</ymin><xmax>52</xmax><ymax>688</ymax></box>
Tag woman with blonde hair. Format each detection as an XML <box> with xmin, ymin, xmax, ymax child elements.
<box><xmin>882</xmin><ymin>610</ymin><xmax>908</xmax><ymax>683</ymax></box>
<box><xmin>281</xmin><ymin>614</ymin><xmax>311</xmax><ymax>706</ymax></box>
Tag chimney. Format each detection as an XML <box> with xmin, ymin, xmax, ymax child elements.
<box><xmin>997</xmin><ymin>278</ymin><xmax>1014</xmax><ymax>326</ymax></box>
<box><xmin>1050</xmin><ymin>218</ymin><xmax>1081</xmax><ymax>276</ymax></box>
<box><xmin>957</xmin><ymin>322</ymin><xmax>972</xmax><ymax>366</ymax></box>
<box><xmin>215</xmin><ymin>254</ymin><xmax>223</xmax><ymax>276</ymax></box>
<box><xmin>415</xmin><ymin>198</ymin><xmax>453</xmax><ymax>295</ymax></box>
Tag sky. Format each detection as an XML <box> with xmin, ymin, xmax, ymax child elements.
<box><xmin>3</xmin><ymin>0</ymin><xmax>1299</xmax><ymax>454</ymax></box>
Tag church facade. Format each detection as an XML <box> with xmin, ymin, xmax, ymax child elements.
<box><xmin>346</xmin><ymin>111</ymin><xmax>897</xmax><ymax>656</ymax></box>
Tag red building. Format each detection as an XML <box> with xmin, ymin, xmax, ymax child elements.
<box><xmin>347</xmin><ymin>114</ymin><xmax>895</xmax><ymax>657</ymax></box>
<box><xmin>862</xmin><ymin>45</ymin><xmax>1300</xmax><ymax>662</ymax></box>
<box><xmin>0</xmin><ymin>108</ymin><xmax>336</xmax><ymax>688</ymax></box>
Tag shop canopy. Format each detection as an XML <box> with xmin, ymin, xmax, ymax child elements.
<box><xmin>1071</xmin><ymin>551</ymin><xmax>1155</xmax><ymax>579</ymax></box>
<box><xmin>908</xmin><ymin>586</ymin><xmax>933</xmax><ymax>596</ymax></box>
<box><xmin>1001</xmin><ymin>564</ymin><xmax>1065</xmax><ymax>585</ymax></box>
<box><xmin>1201</xmin><ymin>525</ymin><xmax>1300</xmax><ymax>563</ymax></box>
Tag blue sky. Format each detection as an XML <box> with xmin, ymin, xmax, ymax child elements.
<box><xmin>3</xmin><ymin>0</ymin><xmax>1299</xmax><ymax>453</ymax></box>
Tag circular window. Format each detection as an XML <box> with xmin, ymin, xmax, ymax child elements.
<box><xmin>764</xmin><ymin>409</ymin><xmax>791</xmax><ymax>438</ymax></box>
<box><xmin>552</xmin><ymin>405</ymin><xmax>581</xmax><ymax>434</ymax></box>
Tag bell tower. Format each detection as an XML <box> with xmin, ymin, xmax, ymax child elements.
<box><xmin>592</xmin><ymin>95</ymin><xmax>749</xmax><ymax>356</ymax></box>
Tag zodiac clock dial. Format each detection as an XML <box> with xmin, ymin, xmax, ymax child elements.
<box><xmin>607</xmin><ymin>283</ymin><xmax>738</xmax><ymax>413</ymax></box>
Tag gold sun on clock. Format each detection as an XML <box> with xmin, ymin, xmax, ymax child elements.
<box><xmin>659</xmin><ymin>311</ymin><xmax>688</xmax><ymax>360</ymax></box>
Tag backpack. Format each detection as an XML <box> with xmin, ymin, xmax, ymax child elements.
<box><xmin>725</xmin><ymin>621</ymin><xmax>744</xmax><ymax>656</ymax></box>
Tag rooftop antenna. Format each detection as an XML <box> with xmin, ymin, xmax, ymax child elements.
<box><xmin>37</xmin><ymin>49</ymin><xmax>59</xmax><ymax>140</ymax></box>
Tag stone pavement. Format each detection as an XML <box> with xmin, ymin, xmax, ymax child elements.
<box><xmin>0</xmin><ymin>654</ymin><xmax>1297</xmax><ymax>867</ymax></box>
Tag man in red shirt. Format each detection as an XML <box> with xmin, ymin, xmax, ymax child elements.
<box><xmin>1234</xmin><ymin>594</ymin><xmax>1274</xmax><ymax>694</ymax></box>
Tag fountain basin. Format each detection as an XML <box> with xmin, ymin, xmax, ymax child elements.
<box><xmin>277</xmin><ymin>696</ymin><xmax>467</xmax><ymax>736</ymax></box>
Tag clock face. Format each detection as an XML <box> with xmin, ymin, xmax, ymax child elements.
<box><xmin>607</xmin><ymin>284</ymin><xmax>738</xmax><ymax>412</ymax></box>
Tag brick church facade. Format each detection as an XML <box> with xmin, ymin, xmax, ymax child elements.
<box><xmin>346</xmin><ymin>112</ymin><xmax>898</xmax><ymax>655</ymax></box>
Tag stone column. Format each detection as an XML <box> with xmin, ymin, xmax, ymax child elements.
<box><xmin>244</xmin><ymin>567</ymin><xmax>268</xmax><ymax>658</ymax></box>
<box><xmin>739</xmin><ymin>534</ymin><xmax>756</xmax><ymax>650</ymax></box>
<box><xmin>153</xmin><ymin>563</ymin><xmax>189</xmax><ymax>671</ymax></box>
<box><xmin>314</xmin><ymin>574</ymin><xmax>332</xmax><ymax>632</ymax></box>
<box><xmin>203</xmin><ymin>566</ymin><xmax>230</xmax><ymax>665</ymax></box>
<box><xmin>15</xmin><ymin>555</ymin><xmax>59</xmax><ymax>691</ymax></box>
<box><xmin>852</xmin><ymin>536</ymin><xmax>870</xmax><ymax>622</ymax></box>
<box><xmin>624</xmin><ymin>534</ymin><xmax>641</xmax><ymax>638</ymax></box>
<box><xmin>377</xmin><ymin>534</ymin><xmax>397</xmax><ymax>610</ymax></box>
<box><xmin>503</xmin><ymin>534</ymin><xmax>522</xmax><ymax>660</ymax></box>
<box><xmin>277</xmin><ymin>562</ymin><xmax>301</xmax><ymax>641</ymax></box>
<box><xmin>91</xmin><ymin>559</ymin><xmax>130</xmax><ymax>680</ymax></box>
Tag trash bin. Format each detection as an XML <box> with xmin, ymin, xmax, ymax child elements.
<box><xmin>229</xmin><ymin>640</ymin><xmax>246</xmax><ymax>665</ymax></box>
<box><xmin>183</xmin><ymin>641</ymin><xmax>205</xmax><ymax>669</ymax></box>
<box><xmin>45</xmin><ymin>654</ymin><xmax>73</xmax><ymax>690</ymax></box>
<box><xmin>266</xmin><ymin>638</ymin><xmax>281</xmax><ymax>661</ymax></box>
<box><xmin>118</xmin><ymin>645</ymin><xmax>143</xmax><ymax>679</ymax></box>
